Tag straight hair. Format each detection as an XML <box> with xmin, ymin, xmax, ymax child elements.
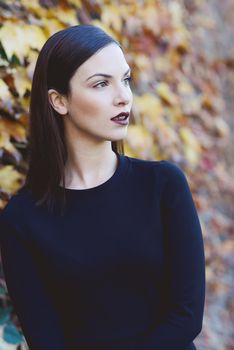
<box><xmin>25</xmin><ymin>24</ymin><xmax>124</xmax><ymax>215</ymax></box>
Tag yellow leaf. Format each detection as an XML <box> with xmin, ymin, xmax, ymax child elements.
<box><xmin>123</xmin><ymin>143</ymin><xmax>138</xmax><ymax>158</ymax></box>
<box><xmin>91</xmin><ymin>20</ymin><xmax>118</xmax><ymax>40</ymax></box>
<box><xmin>179</xmin><ymin>127</ymin><xmax>201</xmax><ymax>151</ymax></box>
<box><xmin>0</xmin><ymin>24</ymin><xmax>22</xmax><ymax>62</ymax></box>
<box><xmin>154</xmin><ymin>56</ymin><xmax>171</xmax><ymax>73</ymax></box>
<box><xmin>42</xmin><ymin>18</ymin><xmax>67</xmax><ymax>38</ymax></box>
<box><xmin>134</xmin><ymin>54</ymin><xmax>151</xmax><ymax>70</ymax></box>
<box><xmin>168</xmin><ymin>1</ymin><xmax>183</xmax><ymax>26</ymax></box>
<box><xmin>101</xmin><ymin>5</ymin><xmax>122</xmax><ymax>33</ymax></box>
<box><xmin>67</xmin><ymin>0</ymin><xmax>82</xmax><ymax>7</ymax></box>
<box><xmin>0</xmin><ymin>197</ymin><xmax>8</xmax><ymax>210</ymax></box>
<box><xmin>126</xmin><ymin>124</ymin><xmax>157</xmax><ymax>158</ymax></box>
<box><xmin>165</xmin><ymin>105</ymin><xmax>183</xmax><ymax>123</ymax></box>
<box><xmin>0</xmin><ymin>131</ymin><xmax>22</xmax><ymax>162</ymax></box>
<box><xmin>156</xmin><ymin>120</ymin><xmax>180</xmax><ymax>146</ymax></box>
<box><xmin>133</xmin><ymin>93</ymin><xmax>163</xmax><ymax>123</ymax></box>
<box><xmin>25</xmin><ymin>50</ymin><xmax>39</xmax><ymax>81</ymax></box>
<box><xmin>25</xmin><ymin>24</ymin><xmax>47</xmax><ymax>50</ymax></box>
<box><xmin>119</xmin><ymin>3</ymin><xmax>139</xmax><ymax>19</ymax></box>
<box><xmin>0</xmin><ymin>23</ymin><xmax>47</xmax><ymax>63</ymax></box>
<box><xmin>171</xmin><ymin>27</ymin><xmax>190</xmax><ymax>52</ymax></box>
<box><xmin>0</xmin><ymin>79</ymin><xmax>11</xmax><ymax>102</ymax></box>
<box><xmin>47</xmin><ymin>6</ymin><xmax>79</xmax><ymax>26</ymax></box>
<box><xmin>179</xmin><ymin>127</ymin><xmax>201</xmax><ymax>166</ymax></box>
<box><xmin>184</xmin><ymin>146</ymin><xmax>200</xmax><ymax>167</ymax></box>
<box><xmin>177</xmin><ymin>80</ymin><xmax>194</xmax><ymax>95</ymax></box>
<box><xmin>141</xmin><ymin>5</ymin><xmax>160</xmax><ymax>35</ymax></box>
<box><xmin>20</xmin><ymin>0</ymin><xmax>41</xmax><ymax>11</ymax></box>
<box><xmin>0</xmin><ymin>57</ymin><xmax>8</xmax><ymax>67</ymax></box>
<box><xmin>177</xmin><ymin>81</ymin><xmax>201</xmax><ymax>115</ymax></box>
<box><xmin>0</xmin><ymin>165</ymin><xmax>23</xmax><ymax>194</ymax></box>
<box><xmin>123</xmin><ymin>15</ymin><xmax>142</xmax><ymax>37</ymax></box>
<box><xmin>156</xmin><ymin>82</ymin><xmax>179</xmax><ymax>106</ymax></box>
<box><xmin>20</xmin><ymin>96</ymin><xmax>30</xmax><ymax>111</ymax></box>
<box><xmin>13</xmin><ymin>67</ymin><xmax>31</xmax><ymax>98</ymax></box>
<box><xmin>213</xmin><ymin>118</ymin><xmax>230</xmax><ymax>138</ymax></box>
<box><xmin>182</xmin><ymin>97</ymin><xmax>201</xmax><ymax>116</ymax></box>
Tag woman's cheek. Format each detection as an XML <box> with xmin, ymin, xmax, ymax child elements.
<box><xmin>86</xmin><ymin>94</ymin><xmax>110</xmax><ymax>114</ymax></box>
<box><xmin>71</xmin><ymin>89</ymin><xmax>111</xmax><ymax>116</ymax></box>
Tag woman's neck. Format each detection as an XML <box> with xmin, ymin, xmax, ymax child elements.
<box><xmin>62</xmin><ymin>142</ymin><xmax>118</xmax><ymax>190</ymax></box>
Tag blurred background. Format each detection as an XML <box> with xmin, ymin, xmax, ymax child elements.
<box><xmin>0</xmin><ymin>0</ymin><xmax>233</xmax><ymax>349</ymax></box>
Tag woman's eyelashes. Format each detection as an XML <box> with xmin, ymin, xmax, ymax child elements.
<box><xmin>93</xmin><ymin>76</ymin><xmax>132</xmax><ymax>88</ymax></box>
<box><xmin>93</xmin><ymin>80</ymin><xmax>108</xmax><ymax>88</ymax></box>
<box><xmin>124</xmin><ymin>76</ymin><xmax>132</xmax><ymax>85</ymax></box>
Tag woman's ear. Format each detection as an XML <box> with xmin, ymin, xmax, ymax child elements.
<box><xmin>48</xmin><ymin>89</ymin><xmax>68</xmax><ymax>115</ymax></box>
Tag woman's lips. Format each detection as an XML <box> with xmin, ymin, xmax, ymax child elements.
<box><xmin>111</xmin><ymin>112</ymin><xmax>129</xmax><ymax>120</ymax></box>
<box><xmin>111</xmin><ymin>117</ymin><xmax>129</xmax><ymax>125</ymax></box>
<box><xmin>111</xmin><ymin>112</ymin><xmax>129</xmax><ymax>125</ymax></box>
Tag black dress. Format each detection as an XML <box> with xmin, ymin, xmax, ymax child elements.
<box><xmin>0</xmin><ymin>153</ymin><xmax>205</xmax><ymax>350</ymax></box>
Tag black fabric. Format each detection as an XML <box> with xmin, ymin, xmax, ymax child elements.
<box><xmin>0</xmin><ymin>152</ymin><xmax>205</xmax><ymax>349</ymax></box>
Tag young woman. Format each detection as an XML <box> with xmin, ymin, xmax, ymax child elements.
<box><xmin>0</xmin><ymin>24</ymin><xmax>206</xmax><ymax>350</ymax></box>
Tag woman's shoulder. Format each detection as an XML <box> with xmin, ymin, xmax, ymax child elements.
<box><xmin>157</xmin><ymin>159</ymin><xmax>188</xmax><ymax>183</ymax></box>
<box><xmin>0</xmin><ymin>185</ymin><xmax>33</xmax><ymax>226</ymax></box>
<box><xmin>126</xmin><ymin>155</ymin><xmax>187</xmax><ymax>181</ymax></box>
<box><xmin>125</xmin><ymin>155</ymin><xmax>191</xmax><ymax>201</ymax></box>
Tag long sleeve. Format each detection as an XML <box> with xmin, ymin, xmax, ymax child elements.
<box><xmin>139</xmin><ymin>161</ymin><xmax>206</xmax><ymax>350</ymax></box>
<box><xmin>0</xmin><ymin>216</ymin><xmax>67</xmax><ymax>350</ymax></box>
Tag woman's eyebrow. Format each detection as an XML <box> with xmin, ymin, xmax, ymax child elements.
<box><xmin>86</xmin><ymin>68</ymin><xmax>131</xmax><ymax>81</ymax></box>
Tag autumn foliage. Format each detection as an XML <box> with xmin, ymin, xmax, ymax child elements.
<box><xmin>0</xmin><ymin>0</ymin><xmax>233</xmax><ymax>349</ymax></box>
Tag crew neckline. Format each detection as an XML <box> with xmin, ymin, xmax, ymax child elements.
<box><xmin>58</xmin><ymin>152</ymin><xmax>129</xmax><ymax>196</ymax></box>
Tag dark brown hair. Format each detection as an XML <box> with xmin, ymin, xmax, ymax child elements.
<box><xmin>25</xmin><ymin>24</ymin><xmax>124</xmax><ymax>214</ymax></box>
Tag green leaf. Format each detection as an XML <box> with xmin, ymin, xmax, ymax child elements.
<box><xmin>10</xmin><ymin>54</ymin><xmax>21</xmax><ymax>66</ymax></box>
<box><xmin>3</xmin><ymin>321</ymin><xmax>24</xmax><ymax>344</ymax></box>
<box><xmin>0</xmin><ymin>307</ymin><xmax>12</xmax><ymax>325</ymax></box>
<box><xmin>0</xmin><ymin>285</ymin><xmax>7</xmax><ymax>296</ymax></box>
<box><xmin>0</xmin><ymin>41</ymin><xmax>8</xmax><ymax>61</ymax></box>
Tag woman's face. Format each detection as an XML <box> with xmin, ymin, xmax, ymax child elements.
<box><xmin>63</xmin><ymin>43</ymin><xmax>133</xmax><ymax>143</ymax></box>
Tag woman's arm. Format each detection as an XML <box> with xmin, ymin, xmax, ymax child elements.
<box><xmin>0</xmin><ymin>217</ymin><xmax>67</xmax><ymax>350</ymax></box>
<box><xmin>139</xmin><ymin>161</ymin><xmax>206</xmax><ymax>350</ymax></box>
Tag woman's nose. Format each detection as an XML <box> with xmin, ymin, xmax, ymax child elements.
<box><xmin>113</xmin><ymin>85</ymin><xmax>132</xmax><ymax>106</ymax></box>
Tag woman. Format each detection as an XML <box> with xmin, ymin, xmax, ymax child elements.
<box><xmin>0</xmin><ymin>24</ymin><xmax>206</xmax><ymax>350</ymax></box>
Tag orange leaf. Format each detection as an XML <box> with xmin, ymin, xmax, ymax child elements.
<box><xmin>0</xmin><ymin>119</ymin><xmax>27</xmax><ymax>143</ymax></box>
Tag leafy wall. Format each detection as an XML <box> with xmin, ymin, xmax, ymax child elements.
<box><xmin>0</xmin><ymin>0</ymin><xmax>233</xmax><ymax>349</ymax></box>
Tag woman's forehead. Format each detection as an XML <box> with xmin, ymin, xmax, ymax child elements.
<box><xmin>74</xmin><ymin>44</ymin><xmax>129</xmax><ymax>80</ymax></box>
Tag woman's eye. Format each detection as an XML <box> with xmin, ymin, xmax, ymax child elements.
<box><xmin>124</xmin><ymin>76</ymin><xmax>132</xmax><ymax>85</ymax></box>
<box><xmin>93</xmin><ymin>81</ymin><xmax>108</xmax><ymax>88</ymax></box>
<box><xmin>93</xmin><ymin>77</ymin><xmax>132</xmax><ymax>88</ymax></box>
